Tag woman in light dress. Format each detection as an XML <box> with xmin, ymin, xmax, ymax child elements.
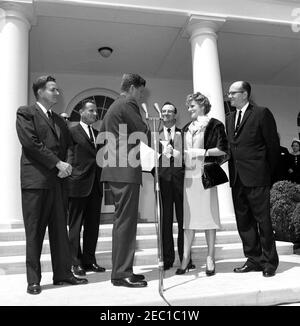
<box><xmin>176</xmin><ymin>92</ymin><xmax>229</xmax><ymax>276</ymax></box>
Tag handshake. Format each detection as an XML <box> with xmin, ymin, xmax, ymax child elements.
<box><xmin>56</xmin><ymin>160</ymin><xmax>72</xmax><ymax>178</ymax></box>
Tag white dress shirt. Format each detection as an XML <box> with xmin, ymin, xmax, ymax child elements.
<box><xmin>235</xmin><ymin>102</ymin><xmax>249</xmax><ymax>128</ymax></box>
<box><xmin>163</xmin><ymin>125</ymin><xmax>175</xmax><ymax>143</ymax></box>
<box><xmin>80</xmin><ymin>121</ymin><xmax>95</xmax><ymax>143</ymax></box>
<box><xmin>36</xmin><ymin>101</ymin><xmax>52</xmax><ymax>117</ymax></box>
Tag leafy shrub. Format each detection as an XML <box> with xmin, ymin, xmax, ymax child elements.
<box><xmin>270</xmin><ymin>180</ymin><xmax>300</xmax><ymax>242</ymax></box>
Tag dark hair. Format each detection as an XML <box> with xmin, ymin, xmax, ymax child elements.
<box><xmin>81</xmin><ymin>99</ymin><xmax>96</xmax><ymax>109</ymax></box>
<box><xmin>186</xmin><ymin>92</ymin><xmax>211</xmax><ymax>115</ymax></box>
<box><xmin>162</xmin><ymin>101</ymin><xmax>177</xmax><ymax>114</ymax></box>
<box><xmin>240</xmin><ymin>81</ymin><xmax>251</xmax><ymax>99</ymax></box>
<box><xmin>120</xmin><ymin>73</ymin><xmax>146</xmax><ymax>92</ymax></box>
<box><xmin>291</xmin><ymin>139</ymin><xmax>300</xmax><ymax>147</ymax></box>
<box><xmin>32</xmin><ymin>75</ymin><xmax>56</xmax><ymax>99</ymax></box>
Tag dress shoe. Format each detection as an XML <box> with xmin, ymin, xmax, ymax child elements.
<box><xmin>131</xmin><ymin>273</ymin><xmax>145</xmax><ymax>281</ymax></box>
<box><xmin>111</xmin><ymin>277</ymin><xmax>148</xmax><ymax>288</ymax></box>
<box><xmin>233</xmin><ymin>264</ymin><xmax>262</xmax><ymax>273</ymax></box>
<box><xmin>71</xmin><ymin>265</ymin><xmax>86</xmax><ymax>276</ymax></box>
<box><xmin>82</xmin><ymin>263</ymin><xmax>106</xmax><ymax>273</ymax></box>
<box><xmin>27</xmin><ymin>283</ymin><xmax>41</xmax><ymax>295</ymax></box>
<box><xmin>205</xmin><ymin>256</ymin><xmax>215</xmax><ymax>276</ymax></box>
<box><xmin>263</xmin><ymin>270</ymin><xmax>276</xmax><ymax>277</ymax></box>
<box><xmin>53</xmin><ymin>275</ymin><xmax>88</xmax><ymax>286</ymax></box>
<box><xmin>175</xmin><ymin>266</ymin><xmax>190</xmax><ymax>275</ymax></box>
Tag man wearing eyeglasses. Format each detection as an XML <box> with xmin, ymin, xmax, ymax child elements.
<box><xmin>225</xmin><ymin>81</ymin><xmax>280</xmax><ymax>278</ymax></box>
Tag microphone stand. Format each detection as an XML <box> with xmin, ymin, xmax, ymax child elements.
<box><xmin>141</xmin><ymin>103</ymin><xmax>170</xmax><ymax>306</ymax></box>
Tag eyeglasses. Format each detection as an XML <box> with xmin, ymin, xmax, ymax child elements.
<box><xmin>63</xmin><ymin>117</ymin><xmax>69</xmax><ymax>121</ymax></box>
<box><xmin>226</xmin><ymin>91</ymin><xmax>245</xmax><ymax>97</ymax></box>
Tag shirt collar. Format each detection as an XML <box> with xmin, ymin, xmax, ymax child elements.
<box><xmin>163</xmin><ymin>125</ymin><xmax>175</xmax><ymax>132</ymax></box>
<box><xmin>238</xmin><ymin>102</ymin><xmax>249</xmax><ymax>114</ymax></box>
<box><xmin>80</xmin><ymin>121</ymin><xmax>90</xmax><ymax>129</ymax></box>
<box><xmin>36</xmin><ymin>102</ymin><xmax>51</xmax><ymax>116</ymax></box>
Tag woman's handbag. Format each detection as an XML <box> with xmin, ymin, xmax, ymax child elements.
<box><xmin>202</xmin><ymin>162</ymin><xmax>228</xmax><ymax>189</ymax></box>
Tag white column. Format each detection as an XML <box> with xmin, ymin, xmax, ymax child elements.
<box><xmin>185</xmin><ymin>15</ymin><xmax>236</xmax><ymax>222</ymax></box>
<box><xmin>0</xmin><ymin>5</ymin><xmax>31</xmax><ymax>226</ymax></box>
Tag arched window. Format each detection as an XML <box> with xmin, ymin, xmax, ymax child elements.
<box><xmin>66</xmin><ymin>88</ymin><xmax>118</xmax><ymax>130</ymax></box>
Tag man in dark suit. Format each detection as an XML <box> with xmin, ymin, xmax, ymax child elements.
<box><xmin>16</xmin><ymin>75</ymin><xmax>88</xmax><ymax>295</ymax></box>
<box><xmin>157</xmin><ymin>102</ymin><xmax>194</xmax><ymax>271</ymax></box>
<box><xmin>225</xmin><ymin>81</ymin><xmax>280</xmax><ymax>277</ymax></box>
<box><xmin>98</xmin><ymin>73</ymin><xmax>149</xmax><ymax>288</ymax></box>
<box><xmin>67</xmin><ymin>100</ymin><xmax>105</xmax><ymax>276</ymax></box>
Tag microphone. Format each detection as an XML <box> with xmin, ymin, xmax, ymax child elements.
<box><xmin>153</xmin><ymin>103</ymin><xmax>162</xmax><ymax>119</ymax></box>
<box><xmin>141</xmin><ymin>103</ymin><xmax>149</xmax><ymax>120</ymax></box>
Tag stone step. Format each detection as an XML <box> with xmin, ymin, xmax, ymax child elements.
<box><xmin>1</xmin><ymin>255</ymin><xmax>300</xmax><ymax>306</ymax></box>
<box><xmin>0</xmin><ymin>231</ymin><xmax>244</xmax><ymax>257</ymax></box>
<box><xmin>0</xmin><ymin>241</ymin><xmax>293</xmax><ymax>275</ymax></box>
<box><xmin>0</xmin><ymin>220</ymin><xmax>238</xmax><ymax>241</ymax></box>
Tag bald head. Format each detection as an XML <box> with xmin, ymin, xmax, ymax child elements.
<box><xmin>228</xmin><ymin>81</ymin><xmax>251</xmax><ymax>109</ymax></box>
<box><xmin>230</xmin><ymin>81</ymin><xmax>251</xmax><ymax>99</ymax></box>
<box><xmin>60</xmin><ymin>112</ymin><xmax>70</xmax><ymax>122</ymax></box>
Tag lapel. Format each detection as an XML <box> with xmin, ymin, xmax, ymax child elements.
<box><xmin>228</xmin><ymin>112</ymin><xmax>236</xmax><ymax>139</ymax></box>
<box><xmin>52</xmin><ymin>113</ymin><xmax>61</xmax><ymax>139</ymax></box>
<box><xmin>173</xmin><ymin>127</ymin><xmax>182</xmax><ymax>148</ymax></box>
<box><xmin>159</xmin><ymin>128</ymin><xmax>166</xmax><ymax>141</ymax></box>
<box><xmin>77</xmin><ymin>123</ymin><xmax>97</xmax><ymax>152</ymax></box>
<box><xmin>234</xmin><ymin>104</ymin><xmax>253</xmax><ymax>138</ymax></box>
<box><xmin>34</xmin><ymin>103</ymin><xmax>58</xmax><ymax>138</ymax></box>
<box><xmin>159</xmin><ymin>126</ymin><xmax>180</xmax><ymax>141</ymax></box>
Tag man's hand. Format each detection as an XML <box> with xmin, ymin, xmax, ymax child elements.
<box><xmin>164</xmin><ymin>144</ymin><xmax>174</xmax><ymax>156</ymax></box>
<box><xmin>56</xmin><ymin>161</ymin><xmax>72</xmax><ymax>178</ymax></box>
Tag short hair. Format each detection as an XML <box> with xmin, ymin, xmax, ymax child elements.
<box><xmin>162</xmin><ymin>101</ymin><xmax>177</xmax><ymax>114</ymax></box>
<box><xmin>240</xmin><ymin>81</ymin><xmax>251</xmax><ymax>99</ymax></box>
<box><xmin>81</xmin><ymin>99</ymin><xmax>96</xmax><ymax>109</ymax></box>
<box><xmin>186</xmin><ymin>92</ymin><xmax>211</xmax><ymax>115</ymax></box>
<box><xmin>120</xmin><ymin>73</ymin><xmax>146</xmax><ymax>92</ymax></box>
<box><xmin>32</xmin><ymin>75</ymin><xmax>56</xmax><ymax>99</ymax></box>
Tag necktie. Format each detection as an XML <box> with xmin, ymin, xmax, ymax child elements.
<box><xmin>235</xmin><ymin>110</ymin><xmax>242</xmax><ymax>134</ymax></box>
<box><xmin>88</xmin><ymin>125</ymin><xmax>95</xmax><ymax>146</ymax></box>
<box><xmin>167</xmin><ymin>128</ymin><xmax>174</xmax><ymax>147</ymax></box>
<box><xmin>47</xmin><ymin>110</ymin><xmax>55</xmax><ymax>129</ymax></box>
<box><xmin>167</xmin><ymin>128</ymin><xmax>174</xmax><ymax>165</ymax></box>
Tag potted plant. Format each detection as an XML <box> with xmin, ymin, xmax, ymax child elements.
<box><xmin>270</xmin><ymin>180</ymin><xmax>300</xmax><ymax>243</ymax></box>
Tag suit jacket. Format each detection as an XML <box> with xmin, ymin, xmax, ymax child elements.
<box><xmin>98</xmin><ymin>94</ymin><xmax>149</xmax><ymax>185</ymax></box>
<box><xmin>225</xmin><ymin>103</ymin><xmax>280</xmax><ymax>187</ymax></box>
<box><xmin>157</xmin><ymin>126</ymin><xmax>184</xmax><ymax>181</ymax></box>
<box><xmin>16</xmin><ymin>103</ymin><xmax>71</xmax><ymax>189</ymax></box>
<box><xmin>67</xmin><ymin>123</ymin><xmax>102</xmax><ymax>197</ymax></box>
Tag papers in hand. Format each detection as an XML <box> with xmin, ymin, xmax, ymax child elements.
<box><xmin>140</xmin><ymin>141</ymin><xmax>160</xmax><ymax>172</ymax></box>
